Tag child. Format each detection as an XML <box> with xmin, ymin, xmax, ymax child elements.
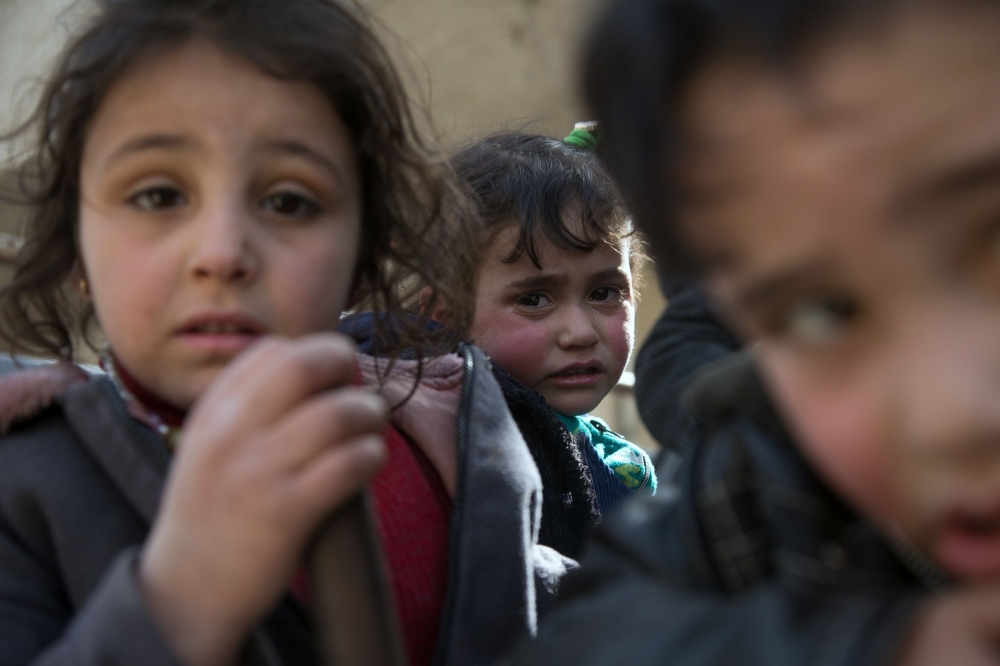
<box><xmin>0</xmin><ymin>2</ymin><xmax>569</xmax><ymax>665</ymax></box>
<box><xmin>451</xmin><ymin>130</ymin><xmax>658</xmax><ymax>524</ymax></box>
<box><xmin>512</xmin><ymin>0</ymin><xmax>1000</xmax><ymax>664</ymax></box>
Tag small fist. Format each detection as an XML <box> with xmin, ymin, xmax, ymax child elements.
<box><xmin>139</xmin><ymin>334</ymin><xmax>388</xmax><ymax>666</ymax></box>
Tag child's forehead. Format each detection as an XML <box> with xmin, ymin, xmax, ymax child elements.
<box><xmin>83</xmin><ymin>39</ymin><xmax>354</xmax><ymax>176</ymax></box>
<box><xmin>675</xmin><ymin>1</ymin><xmax>1000</xmax><ymax>282</ymax></box>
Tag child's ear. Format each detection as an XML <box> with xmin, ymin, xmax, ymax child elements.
<box><xmin>418</xmin><ymin>286</ymin><xmax>449</xmax><ymax>325</ymax></box>
<box><xmin>70</xmin><ymin>261</ymin><xmax>90</xmax><ymax>301</ymax></box>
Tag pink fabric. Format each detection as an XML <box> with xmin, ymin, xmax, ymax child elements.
<box><xmin>0</xmin><ymin>364</ymin><xmax>89</xmax><ymax>433</ymax></box>
<box><xmin>356</xmin><ymin>354</ymin><xmax>464</xmax><ymax>497</ymax></box>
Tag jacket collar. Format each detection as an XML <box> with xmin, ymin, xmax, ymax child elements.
<box><xmin>60</xmin><ymin>377</ymin><xmax>170</xmax><ymax>524</ymax></box>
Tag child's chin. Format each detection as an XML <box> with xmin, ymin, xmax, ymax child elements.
<box><xmin>546</xmin><ymin>393</ymin><xmax>602</xmax><ymax>417</ymax></box>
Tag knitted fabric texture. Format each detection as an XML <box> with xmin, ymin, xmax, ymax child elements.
<box><xmin>580</xmin><ymin>439</ymin><xmax>635</xmax><ymax>516</ymax></box>
<box><xmin>491</xmin><ymin>365</ymin><xmax>599</xmax><ymax>559</ymax></box>
<box><xmin>557</xmin><ymin>414</ymin><xmax>658</xmax><ymax>494</ymax></box>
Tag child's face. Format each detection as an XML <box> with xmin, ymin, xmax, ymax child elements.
<box><xmin>470</xmin><ymin>214</ymin><xmax>635</xmax><ymax>416</ymax></box>
<box><xmin>79</xmin><ymin>40</ymin><xmax>362</xmax><ymax>409</ymax></box>
<box><xmin>678</xmin><ymin>3</ymin><xmax>1000</xmax><ymax>581</ymax></box>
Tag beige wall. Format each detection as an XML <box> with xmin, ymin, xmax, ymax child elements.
<box><xmin>0</xmin><ymin>0</ymin><xmax>667</xmax><ymax>450</ymax></box>
<box><xmin>364</xmin><ymin>0</ymin><xmax>595</xmax><ymax>142</ymax></box>
<box><xmin>0</xmin><ymin>0</ymin><xmax>93</xmax><ymax>162</ymax></box>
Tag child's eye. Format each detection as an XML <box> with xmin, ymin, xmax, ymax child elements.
<box><xmin>129</xmin><ymin>186</ymin><xmax>185</xmax><ymax>211</ymax></box>
<box><xmin>262</xmin><ymin>191</ymin><xmax>322</xmax><ymax>219</ymax></box>
<box><xmin>589</xmin><ymin>286</ymin><xmax>623</xmax><ymax>304</ymax></box>
<box><xmin>517</xmin><ymin>293</ymin><xmax>552</xmax><ymax>309</ymax></box>
<box><xmin>782</xmin><ymin>296</ymin><xmax>860</xmax><ymax>346</ymax></box>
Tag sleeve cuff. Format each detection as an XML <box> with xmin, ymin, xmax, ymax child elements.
<box><xmin>38</xmin><ymin>548</ymin><xmax>184</xmax><ymax>666</ymax></box>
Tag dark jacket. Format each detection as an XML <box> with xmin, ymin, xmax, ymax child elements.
<box><xmin>511</xmin><ymin>293</ymin><xmax>945</xmax><ymax>666</ymax></box>
<box><xmin>489</xmin><ymin>366</ymin><xmax>600</xmax><ymax>560</ymax></box>
<box><xmin>634</xmin><ymin>280</ymin><xmax>739</xmax><ymax>458</ymax></box>
<box><xmin>0</xmin><ymin>344</ymin><xmax>570</xmax><ymax>666</ymax></box>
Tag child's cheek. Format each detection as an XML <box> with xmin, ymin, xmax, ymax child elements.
<box><xmin>473</xmin><ymin>312</ymin><xmax>551</xmax><ymax>388</ymax></box>
<box><xmin>601</xmin><ymin>306</ymin><xmax>635</xmax><ymax>376</ymax></box>
<box><xmin>759</xmin><ymin>349</ymin><xmax>901</xmax><ymax>529</ymax></box>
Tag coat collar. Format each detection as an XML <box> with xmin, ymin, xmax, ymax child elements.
<box><xmin>59</xmin><ymin>377</ymin><xmax>170</xmax><ymax>524</ymax></box>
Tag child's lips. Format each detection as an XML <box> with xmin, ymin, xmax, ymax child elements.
<box><xmin>175</xmin><ymin>312</ymin><xmax>266</xmax><ymax>355</ymax></box>
<box><xmin>547</xmin><ymin>364</ymin><xmax>605</xmax><ymax>388</ymax></box>
<box><xmin>177</xmin><ymin>331</ymin><xmax>261</xmax><ymax>354</ymax></box>
<box><xmin>934</xmin><ymin>506</ymin><xmax>1000</xmax><ymax>580</ymax></box>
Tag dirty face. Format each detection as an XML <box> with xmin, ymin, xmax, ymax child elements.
<box><xmin>677</xmin><ymin>2</ymin><xmax>1000</xmax><ymax>580</ymax></box>
<box><xmin>471</xmin><ymin>213</ymin><xmax>635</xmax><ymax>416</ymax></box>
<box><xmin>79</xmin><ymin>39</ymin><xmax>362</xmax><ymax>409</ymax></box>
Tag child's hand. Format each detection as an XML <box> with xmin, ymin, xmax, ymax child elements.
<box><xmin>138</xmin><ymin>335</ymin><xmax>388</xmax><ymax>666</ymax></box>
<box><xmin>896</xmin><ymin>588</ymin><xmax>1000</xmax><ymax>665</ymax></box>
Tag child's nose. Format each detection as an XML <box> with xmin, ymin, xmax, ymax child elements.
<box><xmin>892</xmin><ymin>297</ymin><xmax>1000</xmax><ymax>486</ymax></box>
<box><xmin>188</xmin><ymin>204</ymin><xmax>259</xmax><ymax>284</ymax></box>
<box><xmin>556</xmin><ymin>305</ymin><xmax>601</xmax><ymax>349</ymax></box>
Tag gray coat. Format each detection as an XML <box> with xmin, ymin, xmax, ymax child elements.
<box><xmin>0</xmin><ymin>345</ymin><xmax>571</xmax><ymax>666</ymax></box>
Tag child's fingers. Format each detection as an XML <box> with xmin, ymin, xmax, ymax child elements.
<box><xmin>191</xmin><ymin>334</ymin><xmax>359</xmax><ymax>433</ymax></box>
<box><xmin>266</xmin><ymin>389</ymin><xmax>388</xmax><ymax>471</ymax></box>
<box><xmin>291</xmin><ymin>435</ymin><xmax>387</xmax><ymax>520</ymax></box>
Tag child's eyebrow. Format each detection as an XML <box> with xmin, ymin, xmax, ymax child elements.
<box><xmin>732</xmin><ymin>258</ymin><xmax>836</xmax><ymax>312</ymax></box>
<box><xmin>257</xmin><ymin>139</ymin><xmax>345</xmax><ymax>186</ymax></box>
<box><xmin>102</xmin><ymin>133</ymin><xmax>192</xmax><ymax>171</ymax></box>
<box><xmin>894</xmin><ymin>149</ymin><xmax>1000</xmax><ymax>221</ymax></box>
<box><xmin>589</xmin><ymin>267</ymin><xmax>631</xmax><ymax>284</ymax></box>
<box><xmin>99</xmin><ymin>135</ymin><xmax>345</xmax><ymax>185</ymax></box>
<box><xmin>506</xmin><ymin>273</ymin><xmax>567</xmax><ymax>291</ymax></box>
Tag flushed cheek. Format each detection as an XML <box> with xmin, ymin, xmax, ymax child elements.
<box><xmin>760</xmin><ymin>352</ymin><xmax>901</xmax><ymax>528</ymax></box>
<box><xmin>473</xmin><ymin>312</ymin><xmax>552</xmax><ymax>389</ymax></box>
<box><xmin>600</xmin><ymin>307</ymin><xmax>635</xmax><ymax>376</ymax></box>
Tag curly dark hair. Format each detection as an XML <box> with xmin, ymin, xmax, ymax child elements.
<box><xmin>450</xmin><ymin>131</ymin><xmax>647</xmax><ymax>283</ymax></box>
<box><xmin>0</xmin><ymin>0</ymin><xmax>475</xmax><ymax>363</ymax></box>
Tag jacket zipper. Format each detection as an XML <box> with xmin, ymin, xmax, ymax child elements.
<box><xmin>884</xmin><ymin>526</ymin><xmax>951</xmax><ymax>594</ymax></box>
<box><xmin>432</xmin><ymin>344</ymin><xmax>475</xmax><ymax>666</ymax></box>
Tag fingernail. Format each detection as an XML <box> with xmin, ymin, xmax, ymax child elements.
<box><xmin>359</xmin><ymin>392</ymin><xmax>388</xmax><ymax>416</ymax></box>
<box><xmin>360</xmin><ymin>436</ymin><xmax>387</xmax><ymax>465</ymax></box>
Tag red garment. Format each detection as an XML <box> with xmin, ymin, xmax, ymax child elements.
<box><xmin>371</xmin><ymin>424</ymin><xmax>452</xmax><ymax>666</ymax></box>
<box><xmin>109</xmin><ymin>354</ymin><xmax>187</xmax><ymax>428</ymax></box>
<box><xmin>109</xmin><ymin>357</ymin><xmax>451</xmax><ymax>664</ymax></box>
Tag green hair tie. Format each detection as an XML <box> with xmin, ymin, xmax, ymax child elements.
<box><xmin>563</xmin><ymin>121</ymin><xmax>601</xmax><ymax>151</ymax></box>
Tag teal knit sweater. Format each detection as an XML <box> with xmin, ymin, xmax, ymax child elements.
<box><xmin>556</xmin><ymin>414</ymin><xmax>657</xmax><ymax>494</ymax></box>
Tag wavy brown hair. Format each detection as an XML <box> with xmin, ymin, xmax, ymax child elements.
<box><xmin>0</xmin><ymin>0</ymin><xmax>475</xmax><ymax>364</ymax></box>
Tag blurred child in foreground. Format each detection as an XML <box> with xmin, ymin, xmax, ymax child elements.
<box><xmin>513</xmin><ymin>0</ymin><xmax>1000</xmax><ymax>663</ymax></box>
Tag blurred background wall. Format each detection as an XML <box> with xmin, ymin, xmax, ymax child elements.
<box><xmin>0</xmin><ymin>0</ymin><xmax>664</xmax><ymax>451</ymax></box>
